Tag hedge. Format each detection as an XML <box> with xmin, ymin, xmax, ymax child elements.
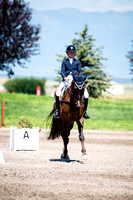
<box><xmin>4</xmin><ymin>77</ymin><xmax>46</xmax><ymax>95</ymax></box>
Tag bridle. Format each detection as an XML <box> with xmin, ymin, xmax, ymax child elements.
<box><xmin>73</xmin><ymin>81</ymin><xmax>85</xmax><ymax>90</ymax></box>
<box><xmin>71</xmin><ymin>80</ymin><xmax>85</xmax><ymax>106</ymax></box>
<box><xmin>60</xmin><ymin>80</ymin><xmax>85</xmax><ymax>106</ymax></box>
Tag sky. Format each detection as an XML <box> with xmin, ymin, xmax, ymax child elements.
<box><xmin>1</xmin><ymin>0</ymin><xmax>133</xmax><ymax>81</ymax></box>
<box><xmin>25</xmin><ymin>0</ymin><xmax>133</xmax><ymax>12</ymax></box>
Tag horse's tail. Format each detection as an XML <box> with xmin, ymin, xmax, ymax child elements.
<box><xmin>46</xmin><ymin>108</ymin><xmax>62</xmax><ymax>140</ymax></box>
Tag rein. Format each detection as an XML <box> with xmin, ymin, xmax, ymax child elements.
<box><xmin>60</xmin><ymin>81</ymin><xmax>84</xmax><ymax>106</ymax></box>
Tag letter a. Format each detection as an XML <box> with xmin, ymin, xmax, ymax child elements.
<box><xmin>23</xmin><ymin>131</ymin><xmax>29</xmax><ymax>139</ymax></box>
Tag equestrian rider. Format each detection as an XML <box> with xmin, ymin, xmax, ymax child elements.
<box><xmin>54</xmin><ymin>45</ymin><xmax>90</xmax><ymax>119</ymax></box>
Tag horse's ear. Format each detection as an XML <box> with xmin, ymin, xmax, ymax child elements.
<box><xmin>82</xmin><ymin>73</ymin><xmax>88</xmax><ymax>81</ymax></box>
<box><xmin>72</xmin><ymin>72</ymin><xmax>78</xmax><ymax>81</ymax></box>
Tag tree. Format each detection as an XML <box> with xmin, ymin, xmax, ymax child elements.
<box><xmin>126</xmin><ymin>40</ymin><xmax>133</xmax><ymax>76</ymax></box>
<box><xmin>56</xmin><ymin>24</ymin><xmax>111</xmax><ymax>98</ymax></box>
<box><xmin>0</xmin><ymin>0</ymin><xmax>40</xmax><ymax>77</ymax></box>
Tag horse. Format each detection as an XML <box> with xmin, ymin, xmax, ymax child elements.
<box><xmin>47</xmin><ymin>73</ymin><xmax>88</xmax><ymax>160</ymax></box>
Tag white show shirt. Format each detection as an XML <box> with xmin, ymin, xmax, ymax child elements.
<box><xmin>69</xmin><ymin>58</ymin><xmax>73</xmax><ymax>65</ymax></box>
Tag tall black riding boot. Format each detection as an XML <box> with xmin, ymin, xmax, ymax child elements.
<box><xmin>54</xmin><ymin>95</ymin><xmax>60</xmax><ymax>118</ymax></box>
<box><xmin>83</xmin><ymin>98</ymin><xmax>90</xmax><ymax>119</ymax></box>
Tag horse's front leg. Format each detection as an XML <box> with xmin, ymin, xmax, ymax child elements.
<box><xmin>61</xmin><ymin>134</ymin><xmax>70</xmax><ymax>160</ymax></box>
<box><xmin>77</xmin><ymin>117</ymin><xmax>87</xmax><ymax>160</ymax></box>
<box><xmin>61</xmin><ymin>122</ymin><xmax>73</xmax><ymax>160</ymax></box>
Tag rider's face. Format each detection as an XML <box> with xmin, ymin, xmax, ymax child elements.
<box><xmin>67</xmin><ymin>51</ymin><xmax>76</xmax><ymax>58</ymax></box>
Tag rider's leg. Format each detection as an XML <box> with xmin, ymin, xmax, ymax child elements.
<box><xmin>54</xmin><ymin>82</ymin><xmax>65</xmax><ymax>118</ymax></box>
<box><xmin>83</xmin><ymin>88</ymin><xmax>90</xmax><ymax>119</ymax></box>
<box><xmin>54</xmin><ymin>75</ymin><xmax>72</xmax><ymax>118</ymax></box>
<box><xmin>54</xmin><ymin>95</ymin><xmax>60</xmax><ymax>118</ymax></box>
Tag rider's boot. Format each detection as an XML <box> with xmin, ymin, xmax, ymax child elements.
<box><xmin>54</xmin><ymin>95</ymin><xmax>60</xmax><ymax>118</ymax></box>
<box><xmin>83</xmin><ymin>98</ymin><xmax>90</xmax><ymax>119</ymax></box>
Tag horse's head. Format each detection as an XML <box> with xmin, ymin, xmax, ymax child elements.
<box><xmin>71</xmin><ymin>73</ymin><xmax>88</xmax><ymax>107</ymax></box>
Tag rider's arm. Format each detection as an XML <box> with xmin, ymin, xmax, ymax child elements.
<box><xmin>61</xmin><ymin>61</ymin><xmax>66</xmax><ymax>79</ymax></box>
<box><xmin>61</xmin><ymin>61</ymin><xmax>69</xmax><ymax>82</ymax></box>
<box><xmin>77</xmin><ymin>60</ymin><xmax>82</xmax><ymax>76</ymax></box>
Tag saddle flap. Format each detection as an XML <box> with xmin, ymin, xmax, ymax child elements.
<box><xmin>60</xmin><ymin>83</ymin><xmax>71</xmax><ymax>100</ymax></box>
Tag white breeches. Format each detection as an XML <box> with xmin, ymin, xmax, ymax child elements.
<box><xmin>56</xmin><ymin>75</ymin><xmax>89</xmax><ymax>98</ymax></box>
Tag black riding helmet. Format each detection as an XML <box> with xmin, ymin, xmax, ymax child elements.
<box><xmin>66</xmin><ymin>45</ymin><xmax>76</xmax><ymax>53</ymax></box>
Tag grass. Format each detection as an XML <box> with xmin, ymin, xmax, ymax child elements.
<box><xmin>0</xmin><ymin>93</ymin><xmax>133</xmax><ymax>131</ymax></box>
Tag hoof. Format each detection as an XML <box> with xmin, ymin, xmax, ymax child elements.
<box><xmin>61</xmin><ymin>153</ymin><xmax>70</xmax><ymax>160</ymax></box>
<box><xmin>82</xmin><ymin>154</ymin><xmax>88</xmax><ymax>160</ymax></box>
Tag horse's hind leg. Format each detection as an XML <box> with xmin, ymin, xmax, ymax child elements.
<box><xmin>77</xmin><ymin>118</ymin><xmax>87</xmax><ymax>160</ymax></box>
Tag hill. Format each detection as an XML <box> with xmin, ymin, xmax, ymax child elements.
<box><xmin>1</xmin><ymin>9</ymin><xmax>133</xmax><ymax>82</ymax></box>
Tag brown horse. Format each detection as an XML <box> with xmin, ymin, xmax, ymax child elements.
<box><xmin>47</xmin><ymin>74</ymin><xmax>88</xmax><ymax>160</ymax></box>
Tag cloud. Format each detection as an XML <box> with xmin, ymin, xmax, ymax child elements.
<box><xmin>99</xmin><ymin>0</ymin><xmax>133</xmax><ymax>12</ymax></box>
<box><xmin>26</xmin><ymin>0</ymin><xmax>133</xmax><ymax>12</ymax></box>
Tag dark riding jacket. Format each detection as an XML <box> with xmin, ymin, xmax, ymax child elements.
<box><xmin>61</xmin><ymin>58</ymin><xmax>82</xmax><ymax>79</ymax></box>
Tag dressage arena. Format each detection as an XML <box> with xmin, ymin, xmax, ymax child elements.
<box><xmin>0</xmin><ymin>128</ymin><xmax>133</xmax><ymax>200</ymax></box>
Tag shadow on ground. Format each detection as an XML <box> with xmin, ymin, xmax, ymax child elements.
<box><xmin>49</xmin><ymin>158</ymin><xmax>84</xmax><ymax>164</ymax></box>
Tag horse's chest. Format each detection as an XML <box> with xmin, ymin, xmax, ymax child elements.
<box><xmin>61</xmin><ymin>106</ymin><xmax>83</xmax><ymax>121</ymax></box>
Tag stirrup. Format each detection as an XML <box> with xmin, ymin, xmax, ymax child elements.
<box><xmin>83</xmin><ymin>111</ymin><xmax>90</xmax><ymax>119</ymax></box>
<box><xmin>54</xmin><ymin>109</ymin><xmax>60</xmax><ymax>118</ymax></box>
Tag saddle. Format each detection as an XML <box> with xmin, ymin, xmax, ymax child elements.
<box><xmin>59</xmin><ymin>83</ymin><xmax>71</xmax><ymax>100</ymax></box>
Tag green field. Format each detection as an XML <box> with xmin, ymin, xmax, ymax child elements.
<box><xmin>0</xmin><ymin>93</ymin><xmax>133</xmax><ymax>130</ymax></box>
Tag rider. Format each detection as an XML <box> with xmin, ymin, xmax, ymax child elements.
<box><xmin>54</xmin><ymin>45</ymin><xmax>90</xmax><ymax>119</ymax></box>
